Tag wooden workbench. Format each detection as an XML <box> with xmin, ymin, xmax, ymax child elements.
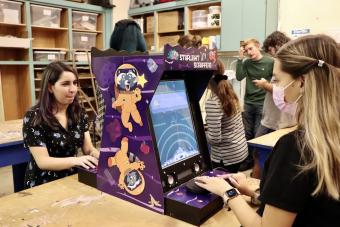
<box><xmin>247</xmin><ymin>126</ymin><xmax>297</xmax><ymax>168</ymax></box>
<box><xmin>248</xmin><ymin>126</ymin><xmax>297</xmax><ymax>149</ymax></box>
<box><xmin>0</xmin><ymin>119</ymin><xmax>30</xmax><ymax>192</ymax></box>
<box><xmin>0</xmin><ymin>175</ymin><xmax>259</xmax><ymax>227</ymax></box>
<box><xmin>0</xmin><ymin>119</ymin><xmax>22</xmax><ymax>145</ymax></box>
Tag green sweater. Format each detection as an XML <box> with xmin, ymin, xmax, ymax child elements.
<box><xmin>236</xmin><ymin>56</ymin><xmax>274</xmax><ymax>105</ymax></box>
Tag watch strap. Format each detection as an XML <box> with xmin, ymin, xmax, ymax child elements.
<box><xmin>223</xmin><ymin>188</ymin><xmax>240</xmax><ymax>205</ymax></box>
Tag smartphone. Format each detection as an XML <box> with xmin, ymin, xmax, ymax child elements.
<box><xmin>240</xmin><ymin>40</ymin><xmax>245</xmax><ymax>47</ymax></box>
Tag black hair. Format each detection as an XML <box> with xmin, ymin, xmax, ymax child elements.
<box><xmin>32</xmin><ymin>61</ymin><xmax>81</xmax><ymax>130</ymax></box>
<box><xmin>109</xmin><ymin>19</ymin><xmax>147</xmax><ymax>52</ymax></box>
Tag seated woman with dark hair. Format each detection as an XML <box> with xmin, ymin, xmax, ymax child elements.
<box><xmin>23</xmin><ymin>62</ymin><xmax>99</xmax><ymax>188</ymax></box>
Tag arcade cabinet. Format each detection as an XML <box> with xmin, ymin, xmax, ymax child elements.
<box><xmin>78</xmin><ymin>45</ymin><xmax>227</xmax><ymax>225</ymax></box>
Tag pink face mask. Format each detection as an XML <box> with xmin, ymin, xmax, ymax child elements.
<box><xmin>273</xmin><ymin>80</ymin><xmax>302</xmax><ymax>116</ymax></box>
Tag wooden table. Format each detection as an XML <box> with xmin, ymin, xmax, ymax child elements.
<box><xmin>247</xmin><ymin>126</ymin><xmax>297</xmax><ymax>168</ymax></box>
<box><xmin>0</xmin><ymin>120</ymin><xmax>30</xmax><ymax>192</ymax></box>
<box><xmin>0</xmin><ymin>175</ymin><xmax>260</xmax><ymax>227</ymax></box>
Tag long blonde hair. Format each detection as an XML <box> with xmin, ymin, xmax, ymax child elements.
<box><xmin>276</xmin><ymin>34</ymin><xmax>340</xmax><ymax>199</ymax></box>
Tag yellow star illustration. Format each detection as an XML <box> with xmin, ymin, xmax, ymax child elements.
<box><xmin>148</xmin><ymin>194</ymin><xmax>161</xmax><ymax>207</ymax></box>
<box><xmin>137</xmin><ymin>74</ymin><xmax>148</xmax><ymax>88</ymax></box>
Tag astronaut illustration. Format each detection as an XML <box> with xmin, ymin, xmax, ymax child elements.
<box><xmin>112</xmin><ymin>64</ymin><xmax>147</xmax><ymax>132</ymax></box>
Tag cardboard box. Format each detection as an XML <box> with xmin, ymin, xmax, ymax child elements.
<box><xmin>158</xmin><ymin>10</ymin><xmax>180</xmax><ymax>33</ymax></box>
<box><xmin>159</xmin><ymin>35</ymin><xmax>180</xmax><ymax>51</ymax></box>
<box><xmin>146</xmin><ymin>15</ymin><xmax>154</xmax><ymax>33</ymax></box>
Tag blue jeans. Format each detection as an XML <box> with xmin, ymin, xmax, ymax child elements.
<box><xmin>242</xmin><ymin>103</ymin><xmax>263</xmax><ymax>162</ymax></box>
<box><xmin>255</xmin><ymin>124</ymin><xmax>275</xmax><ymax>138</ymax></box>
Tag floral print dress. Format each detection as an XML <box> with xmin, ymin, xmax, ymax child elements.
<box><xmin>22</xmin><ymin>109</ymin><xmax>89</xmax><ymax>188</ymax></box>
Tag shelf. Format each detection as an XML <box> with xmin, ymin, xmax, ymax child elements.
<box><xmin>74</xmin><ymin>61</ymin><xmax>90</xmax><ymax>65</ymax></box>
<box><xmin>31</xmin><ymin>26</ymin><xmax>68</xmax><ymax>31</ymax></box>
<box><xmin>0</xmin><ymin>46</ymin><xmax>29</xmax><ymax>50</ymax></box>
<box><xmin>0</xmin><ymin>65</ymin><xmax>31</xmax><ymax>120</ymax></box>
<box><xmin>158</xmin><ymin>30</ymin><xmax>184</xmax><ymax>35</ymax></box>
<box><xmin>128</xmin><ymin>0</ymin><xmax>220</xmax><ymax>16</ymax></box>
<box><xmin>79</xmin><ymin>76</ymin><xmax>94</xmax><ymax>80</ymax></box>
<box><xmin>187</xmin><ymin>1</ymin><xmax>221</xmax><ymax>10</ymax></box>
<box><xmin>188</xmin><ymin>26</ymin><xmax>221</xmax><ymax>32</ymax></box>
<box><xmin>72</xmin><ymin>29</ymin><xmax>103</xmax><ymax>34</ymax></box>
<box><xmin>33</xmin><ymin>60</ymin><xmax>70</xmax><ymax>65</ymax></box>
<box><xmin>0</xmin><ymin>0</ymin><xmax>109</xmax><ymax>121</ymax></box>
<box><xmin>0</xmin><ymin>22</ymin><xmax>26</xmax><ymax>28</ymax></box>
<box><xmin>30</xmin><ymin>0</ymin><xmax>105</xmax><ymax>11</ymax></box>
<box><xmin>32</xmin><ymin>29</ymin><xmax>68</xmax><ymax>50</ymax></box>
<box><xmin>0</xmin><ymin>61</ymin><xmax>29</xmax><ymax>65</ymax></box>
<box><xmin>73</xmin><ymin>49</ymin><xmax>93</xmax><ymax>52</ymax></box>
<box><xmin>143</xmin><ymin>33</ymin><xmax>154</xmax><ymax>36</ymax></box>
<box><xmin>33</xmin><ymin>61</ymin><xmax>91</xmax><ymax>66</ymax></box>
<box><xmin>0</xmin><ymin>48</ymin><xmax>29</xmax><ymax>61</ymax></box>
<box><xmin>34</xmin><ymin>67</ymin><xmax>45</xmax><ymax>71</ymax></box>
<box><xmin>79</xmin><ymin>96</ymin><xmax>95</xmax><ymax>102</ymax></box>
<box><xmin>32</xmin><ymin>47</ymin><xmax>69</xmax><ymax>51</ymax></box>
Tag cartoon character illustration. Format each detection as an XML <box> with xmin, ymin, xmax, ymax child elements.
<box><xmin>116</xmin><ymin>67</ymin><xmax>138</xmax><ymax>91</ymax></box>
<box><xmin>112</xmin><ymin>88</ymin><xmax>143</xmax><ymax>132</ymax></box>
<box><xmin>167</xmin><ymin>49</ymin><xmax>179</xmax><ymax>61</ymax></box>
<box><xmin>113</xmin><ymin>64</ymin><xmax>148</xmax><ymax>132</ymax></box>
<box><xmin>107</xmin><ymin>137</ymin><xmax>145</xmax><ymax>195</ymax></box>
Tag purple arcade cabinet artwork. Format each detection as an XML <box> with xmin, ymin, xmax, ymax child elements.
<box><xmin>78</xmin><ymin>45</ymin><xmax>228</xmax><ymax>225</ymax></box>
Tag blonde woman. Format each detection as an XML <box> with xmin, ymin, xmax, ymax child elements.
<box><xmin>196</xmin><ymin>34</ymin><xmax>340</xmax><ymax>227</ymax></box>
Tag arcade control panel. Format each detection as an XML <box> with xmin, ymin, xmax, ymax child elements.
<box><xmin>164</xmin><ymin>168</ymin><xmax>227</xmax><ymax>226</ymax></box>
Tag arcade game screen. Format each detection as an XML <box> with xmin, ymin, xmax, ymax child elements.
<box><xmin>150</xmin><ymin>80</ymin><xmax>200</xmax><ymax>169</ymax></box>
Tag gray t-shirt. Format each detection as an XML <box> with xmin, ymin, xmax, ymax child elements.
<box><xmin>261</xmin><ymin>77</ymin><xmax>297</xmax><ymax>130</ymax></box>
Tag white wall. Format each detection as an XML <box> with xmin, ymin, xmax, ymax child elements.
<box><xmin>279</xmin><ymin>0</ymin><xmax>340</xmax><ymax>40</ymax></box>
<box><xmin>112</xmin><ymin>0</ymin><xmax>130</xmax><ymax>24</ymax></box>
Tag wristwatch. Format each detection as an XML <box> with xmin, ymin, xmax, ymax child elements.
<box><xmin>223</xmin><ymin>188</ymin><xmax>240</xmax><ymax>205</ymax></box>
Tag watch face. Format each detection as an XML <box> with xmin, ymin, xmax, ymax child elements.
<box><xmin>226</xmin><ymin>188</ymin><xmax>238</xmax><ymax>197</ymax></box>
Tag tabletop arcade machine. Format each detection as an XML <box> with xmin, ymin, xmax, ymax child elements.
<box><xmin>78</xmin><ymin>45</ymin><xmax>228</xmax><ymax>225</ymax></box>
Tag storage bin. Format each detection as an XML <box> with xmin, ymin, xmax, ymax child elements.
<box><xmin>0</xmin><ymin>0</ymin><xmax>22</xmax><ymax>24</ymax></box>
<box><xmin>72</xmin><ymin>11</ymin><xmax>98</xmax><ymax>31</ymax></box>
<box><xmin>73</xmin><ymin>32</ymin><xmax>96</xmax><ymax>50</ymax></box>
<box><xmin>192</xmin><ymin>10</ymin><xmax>207</xmax><ymax>29</ymax></box>
<box><xmin>208</xmin><ymin>6</ymin><xmax>221</xmax><ymax>14</ymax></box>
<box><xmin>74</xmin><ymin>52</ymin><xmax>90</xmax><ymax>62</ymax></box>
<box><xmin>31</xmin><ymin>5</ymin><xmax>62</xmax><ymax>28</ymax></box>
<box><xmin>33</xmin><ymin>51</ymin><xmax>66</xmax><ymax>61</ymax></box>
